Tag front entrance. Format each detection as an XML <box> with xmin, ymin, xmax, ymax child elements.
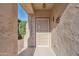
<box><xmin>36</xmin><ymin>18</ymin><xmax>50</xmax><ymax>47</ymax></box>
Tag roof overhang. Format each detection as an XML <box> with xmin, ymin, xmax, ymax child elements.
<box><xmin>21</xmin><ymin>3</ymin><xmax>34</xmax><ymax>16</ymax></box>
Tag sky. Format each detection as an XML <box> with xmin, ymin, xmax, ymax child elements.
<box><xmin>18</xmin><ymin>3</ymin><xmax>28</xmax><ymax>21</ymax></box>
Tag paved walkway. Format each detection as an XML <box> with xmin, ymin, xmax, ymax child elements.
<box><xmin>34</xmin><ymin>47</ymin><xmax>56</xmax><ymax>56</ymax></box>
<box><xmin>19</xmin><ymin>47</ymin><xmax>56</xmax><ymax>56</ymax></box>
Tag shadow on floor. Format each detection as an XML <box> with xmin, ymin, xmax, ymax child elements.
<box><xmin>19</xmin><ymin>47</ymin><xmax>36</xmax><ymax>56</ymax></box>
<box><xmin>19</xmin><ymin>30</ymin><xmax>36</xmax><ymax>56</ymax></box>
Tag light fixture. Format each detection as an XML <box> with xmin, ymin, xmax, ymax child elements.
<box><xmin>43</xmin><ymin>3</ymin><xmax>46</xmax><ymax>8</ymax></box>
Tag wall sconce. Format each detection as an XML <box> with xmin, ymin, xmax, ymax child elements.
<box><xmin>56</xmin><ymin>16</ymin><xmax>61</xmax><ymax>23</ymax></box>
<box><xmin>43</xmin><ymin>3</ymin><xmax>46</xmax><ymax>8</ymax></box>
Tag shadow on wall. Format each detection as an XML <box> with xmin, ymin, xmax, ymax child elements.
<box><xmin>27</xmin><ymin>17</ymin><xmax>36</xmax><ymax>48</ymax></box>
<box><xmin>50</xmin><ymin>4</ymin><xmax>68</xmax><ymax>32</ymax></box>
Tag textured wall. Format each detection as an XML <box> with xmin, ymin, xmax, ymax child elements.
<box><xmin>35</xmin><ymin>10</ymin><xmax>51</xmax><ymax>17</ymax></box>
<box><xmin>0</xmin><ymin>4</ymin><xmax>18</xmax><ymax>55</ymax></box>
<box><xmin>50</xmin><ymin>4</ymin><xmax>67</xmax><ymax>30</ymax></box>
<box><xmin>28</xmin><ymin>16</ymin><xmax>36</xmax><ymax>47</ymax></box>
<box><xmin>51</xmin><ymin>4</ymin><xmax>79</xmax><ymax>56</ymax></box>
<box><xmin>30</xmin><ymin>16</ymin><xmax>36</xmax><ymax>47</ymax></box>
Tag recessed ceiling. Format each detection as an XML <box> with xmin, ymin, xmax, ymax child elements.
<box><xmin>32</xmin><ymin>3</ymin><xmax>54</xmax><ymax>11</ymax></box>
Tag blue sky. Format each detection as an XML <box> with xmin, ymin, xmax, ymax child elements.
<box><xmin>18</xmin><ymin>3</ymin><xmax>28</xmax><ymax>21</ymax></box>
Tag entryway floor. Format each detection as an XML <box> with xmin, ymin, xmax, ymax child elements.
<box><xmin>19</xmin><ymin>47</ymin><xmax>56</xmax><ymax>56</ymax></box>
<box><xmin>34</xmin><ymin>47</ymin><xmax>56</xmax><ymax>56</ymax></box>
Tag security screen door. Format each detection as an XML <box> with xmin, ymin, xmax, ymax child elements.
<box><xmin>36</xmin><ymin>18</ymin><xmax>50</xmax><ymax>47</ymax></box>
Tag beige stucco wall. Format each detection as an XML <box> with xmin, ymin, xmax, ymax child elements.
<box><xmin>51</xmin><ymin>4</ymin><xmax>67</xmax><ymax>19</ymax></box>
<box><xmin>0</xmin><ymin>4</ymin><xmax>18</xmax><ymax>55</ymax></box>
<box><xmin>50</xmin><ymin>4</ymin><xmax>67</xmax><ymax>30</ymax></box>
<box><xmin>35</xmin><ymin>10</ymin><xmax>51</xmax><ymax>17</ymax></box>
<box><xmin>50</xmin><ymin>4</ymin><xmax>79</xmax><ymax>55</ymax></box>
<box><xmin>27</xmin><ymin>16</ymin><xmax>36</xmax><ymax>47</ymax></box>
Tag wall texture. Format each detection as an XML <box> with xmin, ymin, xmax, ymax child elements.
<box><xmin>51</xmin><ymin>4</ymin><xmax>79</xmax><ymax>56</ymax></box>
<box><xmin>50</xmin><ymin>4</ymin><xmax>67</xmax><ymax>30</ymax></box>
<box><xmin>0</xmin><ymin>4</ymin><xmax>18</xmax><ymax>55</ymax></box>
<box><xmin>28</xmin><ymin>16</ymin><xmax>36</xmax><ymax>47</ymax></box>
<box><xmin>35</xmin><ymin>10</ymin><xmax>51</xmax><ymax>17</ymax></box>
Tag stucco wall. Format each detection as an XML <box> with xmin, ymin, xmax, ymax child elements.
<box><xmin>28</xmin><ymin>16</ymin><xmax>36</xmax><ymax>47</ymax></box>
<box><xmin>0</xmin><ymin>4</ymin><xmax>18</xmax><ymax>55</ymax></box>
<box><xmin>50</xmin><ymin>4</ymin><xmax>67</xmax><ymax>30</ymax></box>
<box><xmin>51</xmin><ymin>4</ymin><xmax>67</xmax><ymax>19</ymax></box>
<box><xmin>35</xmin><ymin>10</ymin><xmax>51</xmax><ymax>17</ymax></box>
<box><xmin>51</xmin><ymin>4</ymin><xmax>79</xmax><ymax>55</ymax></box>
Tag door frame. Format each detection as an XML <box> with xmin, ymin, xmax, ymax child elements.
<box><xmin>35</xmin><ymin>17</ymin><xmax>50</xmax><ymax>47</ymax></box>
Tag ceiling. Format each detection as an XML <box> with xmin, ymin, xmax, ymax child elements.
<box><xmin>32</xmin><ymin>3</ymin><xmax>54</xmax><ymax>11</ymax></box>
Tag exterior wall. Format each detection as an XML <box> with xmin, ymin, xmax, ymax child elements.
<box><xmin>51</xmin><ymin>4</ymin><xmax>79</xmax><ymax>55</ymax></box>
<box><xmin>35</xmin><ymin>10</ymin><xmax>51</xmax><ymax>17</ymax></box>
<box><xmin>51</xmin><ymin>4</ymin><xmax>67</xmax><ymax>19</ymax></box>
<box><xmin>0</xmin><ymin>4</ymin><xmax>18</xmax><ymax>55</ymax></box>
<box><xmin>31</xmin><ymin>16</ymin><xmax>36</xmax><ymax>47</ymax></box>
<box><xmin>28</xmin><ymin>16</ymin><xmax>36</xmax><ymax>47</ymax></box>
<box><xmin>50</xmin><ymin>4</ymin><xmax>67</xmax><ymax>30</ymax></box>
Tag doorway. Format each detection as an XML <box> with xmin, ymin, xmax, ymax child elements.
<box><xmin>36</xmin><ymin>17</ymin><xmax>50</xmax><ymax>47</ymax></box>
